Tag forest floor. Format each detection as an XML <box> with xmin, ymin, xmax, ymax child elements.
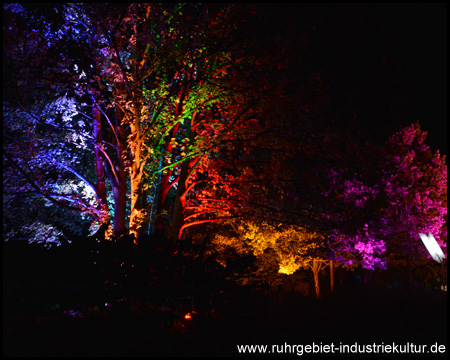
<box><xmin>3</xmin><ymin>240</ymin><xmax>448</xmax><ymax>357</ymax></box>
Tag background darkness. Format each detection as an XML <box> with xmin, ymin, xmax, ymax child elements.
<box><xmin>272</xmin><ymin>3</ymin><xmax>447</xmax><ymax>153</ymax></box>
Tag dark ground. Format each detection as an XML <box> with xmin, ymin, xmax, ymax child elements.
<box><xmin>3</xmin><ymin>240</ymin><xmax>447</xmax><ymax>357</ymax></box>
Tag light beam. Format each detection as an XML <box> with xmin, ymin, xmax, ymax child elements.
<box><xmin>419</xmin><ymin>232</ymin><xmax>446</xmax><ymax>264</ymax></box>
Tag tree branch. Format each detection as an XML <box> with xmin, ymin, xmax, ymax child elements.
<box><xmin>180</xmin><ymin>216</ymin><xmax>240</xmax><ymax>235</ymax></box>
<box><xmin>183</xmin><ymin>208</ymin><xmax>232</xmax><ymax>222</ymax></box>
<box><xmin>3</xmin><ymin>150</ymin><xmax>93</xmax><ymax>214</ymax></box>
<box><xmin>41</xmin><ymin>153</ymin><xmax>97</xmax><ymax>194</ymax></box>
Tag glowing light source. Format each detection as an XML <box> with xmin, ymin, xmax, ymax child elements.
<box><xmin>184</xmin><ymin>313</ymin><xmax>192</xmax><ymax>320</ymax></box>
<box><xmin>419</xmin><ymin>232</ymin><xmax>446</xmax><ymax>264</ymax></box>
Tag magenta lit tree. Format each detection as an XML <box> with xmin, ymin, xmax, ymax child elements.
<box><xmin>379</xmin><ymin>122</ymin><xmax>447</xmax><ymax>285</ymax></box>
<box><xmin>323</xmin><ymin>167</ymin><xmax>387</xmax><ymax>272</ymax></box>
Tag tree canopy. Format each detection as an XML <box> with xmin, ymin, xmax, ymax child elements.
<box><xmin>3</xmin><ymin>3</ymin><xmax>446</xmax><ymax>289</ymax></box>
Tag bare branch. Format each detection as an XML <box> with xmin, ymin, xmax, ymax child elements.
<box><xmin>40</xmin><ymin>153</ymin><xmax>97</xmax><ymax>194</ymax></box>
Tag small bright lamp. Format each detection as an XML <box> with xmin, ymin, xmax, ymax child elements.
<box><xmin>419</xmin><ymin>232</ymin><xmax>446</xmax><ymax>264</ymax></box>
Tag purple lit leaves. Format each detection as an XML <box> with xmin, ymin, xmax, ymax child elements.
<box><xmin>322</xmin><ymin>123</ymin><xmax>447</xmax><ymax>271</ymax></box>
<box><xmin>381</xmin><ymin>123</ymin><xmax>447</xmax><ymax>259</ymax></box>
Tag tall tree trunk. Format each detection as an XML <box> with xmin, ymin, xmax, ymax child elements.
<box><xmin>92</xmin><ymin>98</ymin><xmax>107</xmax><ymax>208</ymax></box>
<box><xmin>149</xmin><ymin>155</ymin><xmax>164</xmax><ymax>235</ymax></box>
<box><xmin>129</xmin><ymin>116</ymin><xmax>144</xmax><ymax>241</ymax></box>
<box><xmin>114</xmin><ymin>126</ymin><xmax>127</xmax><ymax>236</ymax></box>
<box><xmin>110</xmin><ymin>97</ymin><xmax>127</xmax><ymax>236</ymax></box>
<box><xmin>92</xmin><ymin>96</ymin><xmax>109</xmax><ymax>239</ymax></box>
<box><xmin>169</xmin><ymin>158</ymin><xmax>189</xmax><ymax>248</ymax></box>
<box><xmin>153</xmin><ymin>123</ymin><xmax>181</xmax><ymax>233</ymax></box>
<box><xmin>311</xmin><ymin>258</ymin><xmax>324</xmax><ymax>299</ymax></box>
<box><xmin>168</xmin><ymin>107</ymin><xmax>194</xmax><ymax>248</ymax></box>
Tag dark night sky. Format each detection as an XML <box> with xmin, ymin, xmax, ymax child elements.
<box><xmin>362</xmin><ymin>3</ymin><xmax>447</xmax><ymax>154</ymax></box>
<box><xmin>267</xmin><ymin>3</ymin><xmax>447</xmax><ymax>154</ymax></box>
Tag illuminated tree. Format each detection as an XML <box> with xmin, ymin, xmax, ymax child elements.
<box><xmin>317</xmin><ymin>123</ymin><xmax>447</xmax><ymax>287</ymax></box>
<box><xmin>3</xmin><ymin>4</ymin><xmax>118</xmax><ymax>240</ymax></box>
<box><xmin>105</xmin><ymin>3</ymin><xmax>262</xmax><ymax>242</ymax></box>
<box><xmin>171</xmin><ymin>114</ymin><xmax>266</xmax><ymax>245</ymax></box>
<box><xmin>208</xmin><ymin>220</ymin><xmax>315</xmax><ymax>271</ymax></box>
<box><xmin>203</xmin><ymin>219</ymin><xmax>335</xmax><ymax>298</ymax></box>
<box><xmin>3</xmin><ymin>3</ymin><xmax>264</xmax><ymax>245</ymax></box>
<box><xmin>131</xmin><ymin>4</ymin><xmax>284</xmax><ymax>246</ymax></box>
<box><xmin>379</xmin><ymin>123</ymin><xmax>447</xmax><ymax>285</ymax></box>
<box><xmin>323</xmin><ymin>168</ymin><xmax>386</xmax><ymax>271</ymax></box>
<box><xmin>3</xmin><ymin>94</ymin><xmax>111</xmax><ymax>242</ymax></box>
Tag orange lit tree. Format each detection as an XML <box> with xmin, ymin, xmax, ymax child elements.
<box><xmin>194</xmin><ymin>218</ymin><xmax>333</xmax><ymax>298</ymax></box>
